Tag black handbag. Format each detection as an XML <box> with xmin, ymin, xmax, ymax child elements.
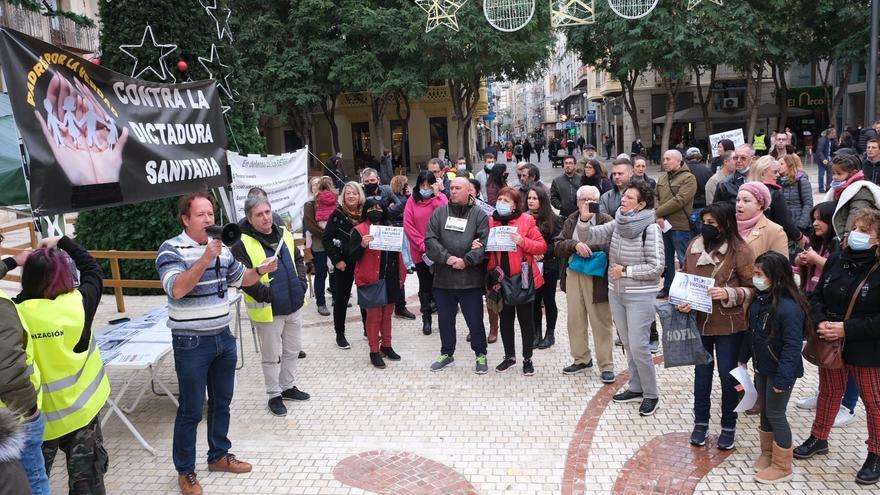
<box><xmin>357</xmin><ymin>279</ymin><xmax>388</xmax><ymax>308</ymax></box>
<box><xmin>500</xmin><ymin>261</ymin><xmax>535</xmax><ymax>306</ymax></box>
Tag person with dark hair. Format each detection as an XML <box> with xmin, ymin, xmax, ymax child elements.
<box><xmin>738</xmin><ymin>251</ymin><xmax>807</xmax><ymax>484</ymax></box>
<box><xmin>599</xmin><ymin>158</ymin><xmax>633</xmax><ymax>215</ymax></box>
<box><xmin>579</xmin><ymin>181</ymin><xmax>666</xmax><ymax>415</ymax></box>
<box><xmin>581</xmin><ymin>159</ymin><xmax>613</xmax><ymax>194</ymax></box>
<box><xmin>794</xmin><ymin>208</ymin><xmax>880</xmax><ymax>485</ymax></box>
<box><xmin>551</xmin><ymin>156</ymin><xmax>582</xmax><ymax>218</ymax></box>
<box><xmin>826</xmin><ymin>152</ymin><xmax>880</xmax><ymax>238</ymax></box>
<box><xmin>863</xmin><ymin>138</ymin><xmax>880</xmax><ymax>185</ymax></box>
<box><xmin>485</xmin><ymin>161</ymin><xmax>509</xmax><ymax>206</ymax></box>
<box><xmin>0</xmin><ymin>234</ymin><xmax>44</xmax><ymax>494</ymax></box>
<box><xmin>711</xmin><ymin>138</ymin><xmax>736</xmax><ymax>174</ymax></box>
<box><xmin>15</xmin><ymin>234</ymin><xmax>109</xmax><ymax>495</ymax></box>
<box><xmin>404</xmin><ymin>171</ymin><xmax>449</xmax><ymax>335</ymax></box>
<box><xmin>486</xmin><ymin>187</ymin><xmax>546</xmax><ymax>374</ymax></box>
<box><xmin>526</xmin><ymin>187</ymin><xmax>562</xmax><ymax>349</ymax></box>
<box><xmin>156</xmin><ymin>193</ymin><xmax>269</xmax><ymax>494</ymax></box>
<box><xmin>350</xmin><ymin>197</ymin><xmax>406</xmax><ymax>369</ymax></box>
<box><xmin>676</xmin><ymin>202</ymin><xmax>756</xmax><ymax>450</ymax></box>
<box><xmin>631</xmin><ymin>155</ymin><xmax>656</xmax><ymax>189</ymax></box>
<box><xmin>816</xmin><ymin>129</ymin><xmax>834</xmax><ymax>193</ymax></box>
<box><xmin>705</xmin><ymin>151</ymin><xmax>735</xmax><ymax>205</ymax></box>
<box><xmin>230</xmin><ymin>194</ymin><xmax>310</xmax><ymax>417</ymax></box>
<box><xmin>475</xmin><ymin>153</ymin><xmax>497</xmax><ymax>202</ymax></box>
<box><xmin>324</xmin><ymin>182</ymin><xmax>369</xmax><ymax>349</ymax></box>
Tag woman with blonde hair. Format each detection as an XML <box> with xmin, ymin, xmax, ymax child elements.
<box><xmin>778</xmin><ymin>154</ymin><xmax>813</xmax><ymax>234</ymax></box>
<box><xmin>748</xmin><ymin>156</ymin><xmax>806</xmax><ymax>251</ymax></box>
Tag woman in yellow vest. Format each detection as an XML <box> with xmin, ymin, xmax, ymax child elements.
<box><xmin>15</xmin><ymin>235</ymin><xmax>109</xmax><ymax>495</ymax></box>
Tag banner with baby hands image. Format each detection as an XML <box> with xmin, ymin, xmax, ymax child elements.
<box><xmin>0</xmin><ymin>28</ymin><xmax>228</xmax><ymax>215</ymax></box>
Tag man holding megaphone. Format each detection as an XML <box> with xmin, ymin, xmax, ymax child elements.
<box><xmin>156</xmin><ymin>192</ymin><xmax>274</xmax><ymax>495</ymax></box>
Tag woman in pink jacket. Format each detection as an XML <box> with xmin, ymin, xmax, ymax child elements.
<box><xmin>404</xmin><ymin>171</ymin><xmax>449</xmax><ymax>335</ymax></box>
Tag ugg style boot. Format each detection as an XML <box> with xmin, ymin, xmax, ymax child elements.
<box><xmin>753</xmin><ymin>430</ymin><xmax>774</xmax><ymax>471</ymax></box>
<box><xmin>754</xmin><ymin>442</ymin><xmax>793</xmax><ymax>484</ymax></box>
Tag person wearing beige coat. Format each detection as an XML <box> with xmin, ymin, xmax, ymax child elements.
<box><xmin>736</xmin><ymin>182</ymin><xmax>788</xmax><ymax>259</ymax></box>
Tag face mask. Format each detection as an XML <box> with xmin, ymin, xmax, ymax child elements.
<box><xmin>366</xmin><ymin>210</ymin><xmax>383</xmax><ymax>223</ymax></box>
<box><xmin>701</xmin><ymin>224</ymin><xmax>719</xmax><ymax>245</ymax></box>
<box><xmin>458</xmin><ymin>163</ymin><xmax>466</xmax><ymax>171</ymax></box>
<box><xmin>485</xmin><ymin>162</ymin><xmax>494</xmax><ymax>170</ymax></box>
<box><xmin>364</xmin><ymin>183</ymin><xmax>379</xmax><ymax>195</ymax></box>
<box><xmin>752</xmin><ymin>276</ymin><xmax>770</xmax><ymax>292</ymax></box>
<box><xmin>830</xmin><ymin>180</ymin><xmax>845</xmax><ymax>188</ymax></box>
<box><xmin>848</xmin><ymin>230</ymin><xmax>873</xmax><ymax>251</ymax></box>
<box><xmin>495</xmin><ymin>202</ymin><xmax>512</xmax><ymax>216</ymax></box>
<box><xmin>419</xmin><ymin>188</ymin><xmax>433</xmax><ymax>198</ymax></box>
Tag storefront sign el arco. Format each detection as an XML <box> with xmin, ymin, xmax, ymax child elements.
<box><xmin>787</xmin><ymin>86</ymin><xmax>832</xmax><ymax>110</ymax></box>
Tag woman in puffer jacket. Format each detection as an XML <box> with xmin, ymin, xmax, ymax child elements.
<box><xmin>578</xmin><ymin>181</ymin><xmax>665</xmax><ymax>417</ymax></box>
<box><xmin>778</xmin><ymin>154</ymin><xmax>813</xmax><ymax>234</ymax></box>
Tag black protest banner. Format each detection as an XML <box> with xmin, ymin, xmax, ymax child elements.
<box><xmin>0</xmin><ymin>28</ymin><xmax>229</xmax><ymax>215</ymax></box>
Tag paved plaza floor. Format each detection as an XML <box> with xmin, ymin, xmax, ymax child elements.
<box><xmin>39</xmin><ymin>279</ymin><xmax>877</xmax><ymax>495</ymax></box>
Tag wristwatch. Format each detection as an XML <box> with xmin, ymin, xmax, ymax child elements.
<box><xmin>255</xmin><ymin>265</ymin><xmax>264</xmax><ymax>276</ymax></box>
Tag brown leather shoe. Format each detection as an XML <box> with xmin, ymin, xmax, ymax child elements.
<box><xmin>207</xmin><ymin>453</ymin><xmax>253</xmax><ymax>473</ymax></box>
<box><xmin>178</xmin><ymin>472</ymin><xmax>202</xmax><ymax>495</ymax></box>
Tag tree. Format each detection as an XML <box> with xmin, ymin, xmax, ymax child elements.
<box><xmin>419</xmin><ymin>2</ymin><xmax>554</xmax><ymax>163</ymax></box>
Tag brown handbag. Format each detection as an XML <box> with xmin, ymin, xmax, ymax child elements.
<box><xmin>802</xmin><ymin>261</ymin><xmax>880</xmax><ymax>369</ymax></box>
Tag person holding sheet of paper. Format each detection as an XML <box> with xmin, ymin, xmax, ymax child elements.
<box><xmin>737</xmin><ymin>251</ymin><xmax>807</xmax><ymax>485</ymax></box>
<box><xmin>485</xmin><ymin>187</ymin><xmax>546</xmax><ymax>376</ymax></box>
<box><xmin>350</xmin><ymin>197</ymin><xmax>406</xmax><ymax>369</ymax></box>
<box><xmin>675</xmin><ymin>203</ymin><xmax>755</xmax><ymax>451</ymax></box>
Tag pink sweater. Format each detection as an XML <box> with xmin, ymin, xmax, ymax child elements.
<box><xmin>403</xmin><ymin>193</ymin><xmax>448</xmax><ymax>262</ymax></box>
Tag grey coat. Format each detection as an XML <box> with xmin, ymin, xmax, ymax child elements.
<box><xmin>581</xmin><ymin>212</ymin><xmax>665</xmax><ymax>295</ymax></box>
<box><xmin>779</xmin><ymin>172</ymin><xmax>813</xmax><ymax>231</ymax></box>
<box><xmin>425</xmin><ymin>201</ymin><xmax>489</xmax><ymax>290</ymax></box>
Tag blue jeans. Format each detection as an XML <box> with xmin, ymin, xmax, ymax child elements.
<box><xmin>312</xmin><ymin>250</ymin><xmax>329</xmax><ymax>306</ymax></box>
<box><xmin>842</xmin><ymin>371</ymin><xmax>860</xmax><ymax>412</ymax></box>
<box><xmin>817</xmin><ymin>163</ymin><xmax>830</xmax><ymax>192</ymax></box>
<box><xmin>662</xmin><ymin>230</ymin><xmax>692</xmax><ymax>292</ymax></box>
<box><xmin>434</xmin><ymin>287</ymin><xmax>487</xmax><ymax>357</ymax></box>
<box><xmin>22</xmin><ymin>412</ymin><xmax>51</xmax><ymax>494</ymax></box>
<box><xmin>172</xmin><ymin>329</ymin><xmax>237</xmax><ymax>474</ymax></box>
<box><xmin>693</xmin><ymin>333</ymin><xmax>744</xmax><ymax>430</ymax></box>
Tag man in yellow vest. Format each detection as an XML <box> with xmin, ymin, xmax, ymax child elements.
<box><xmin>230</xmin><ymin>194</ymin><xmax>310</xmax><ymax>417</ymax></box>
<box><xmin>753</xmin><ymin>129</ymin><xmax>768</xmax><ymax>156</ymax></box>
<box><xmin>15</xmin><ymin>235</ymin><xmax>110</xmax><ymax>494</ymax></box>
<box><xmin>156</xmin><ymin>193</ymin><xmax>271</xmax><ymax>495</ymax></box>
<box><xmin>446</xmin><ymin>156</ymin><xmax>475</xmax><ymax>180</ymax></box>
<box><xmin>0</xmin><ymin>235</ymin><xmax>45</xmax><ymax>494</ymax></box>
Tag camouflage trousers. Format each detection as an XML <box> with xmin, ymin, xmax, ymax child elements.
<box><xmin>42</xmin><ymin>415</ymin><xmax>108</xmax><ymax>495</ymax></box>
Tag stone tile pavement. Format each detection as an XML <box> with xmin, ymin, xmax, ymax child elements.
<box><xmin>30</xmin><ymin>273</ymin><xmax>876</xmax><ymax>495</ymax></box>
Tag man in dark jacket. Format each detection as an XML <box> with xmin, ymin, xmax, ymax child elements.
<box><xmin>857</xmin><ymin>120</ymin><xmax>880</xmax><ymax>154</ymax></box>
<box><xmin>815</xmin><ymin>129</ymin><xmax>834</xmax><ymax>193</ymax></box>
<box><xmin>425</xmin><ymin>177</ymin><xmax>490</xmax><ymax>374</ymax></box>
<box><xmin>551</xmin><ymin>156</ymin><xmax>583</xmax><ymax>218</ymax></box>
<box><xmin>685</xmin><ymin>147</ymin><xmax>713</xmax><ymax>236</ymax></box>
<box><xmin>231</xmin><ymin>195</ymin><xmax>310</xmax><ymax>417</ymax></box>
<box><xmin>863</xmin><ymin>138</ymin><xmax>880</xmax><ymax>185</ymax></box>
<box><xmin>714</xmin><ymin>144</ymin><xmax>754</xmax><ymax>204</ymax></box>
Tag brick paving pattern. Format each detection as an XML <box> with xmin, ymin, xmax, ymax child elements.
<box><xmin>334</xmin><ymin>450</ymin><xmax>478</xmax><ymax>495</ymax></box>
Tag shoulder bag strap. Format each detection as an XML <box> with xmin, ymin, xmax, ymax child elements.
<box><xmin>845</xmin><ymin>260</ymin><xmax>880</xmax><ymax>319</ymax></box>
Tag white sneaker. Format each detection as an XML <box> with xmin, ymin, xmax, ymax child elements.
<box><xmin>832</xmin><ymin>408</ymin><xmax>857</xmax><ymax>428</ymax></box>
<box><xmin>796</xmin><ymin>394</ymin><xmax>818</xmax><ymax>410</ymax></box>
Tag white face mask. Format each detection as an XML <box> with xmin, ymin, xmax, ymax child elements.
<box><xmin>752</xmin><ymin>276</ymin><xmax>770</xmax><ymax>292</ymax></box>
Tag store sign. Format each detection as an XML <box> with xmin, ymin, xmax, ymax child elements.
<box><xmin>787</xmin><ymin>86</ymin><xmax>830</xmax><ymax>110</ymax></box>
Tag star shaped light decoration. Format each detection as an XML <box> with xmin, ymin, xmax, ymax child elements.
<box><xmin>688</xmin><ymin>0</ymin><xmax>723</xmax><ymax>10</ymax></box>
<box><xmin>415</xmin><ymin>0</ymin><xmax>468</xmax><ymax>33</ymax></box>
<box><xmin>200</xmin><ymin>0</ymin><xmax>234</xmax><ymax>42</ymax></box>
<box><xmin>118</xmin><ymin>25</ymin><xmax>178</xmax><ymax>82</ymax></box>
<box><xmin>198</xmin><ymin>44</ymin><xmax>236</xmax><ymax>101</ymax></box>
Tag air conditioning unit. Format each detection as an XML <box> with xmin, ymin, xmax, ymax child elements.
<box><xmin>722</xmin><ymin>97</ymin><xmax>739</xmax><ymax>109</ymax></box>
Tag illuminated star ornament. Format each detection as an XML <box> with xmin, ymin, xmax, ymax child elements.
<box><xmin>201</xmin><ymin>0</ymin><xmax>234</xmax><ymax>42</ymax></box>
<box><xmin>118</xmin><ymin>25</ymin><xmax>178</xmax><ymax>82</ymax></box>
<box><xmin>688</xmin><ymin>0</ymin><xmax>723</xmax><ymax>10</ymax></box>
<box><xmin>198</xmin><ymin>44</ymin><xmax>236</xmax><ymax>101</ymax></box>
<box><xmin>415</xmin><ymin>0</ymin><xmax>468</xmax><ymax>33</ymax></box>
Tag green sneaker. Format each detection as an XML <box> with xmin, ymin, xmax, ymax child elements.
<box><xmin>430</xmin><ymin>354</ymin><xmax>454</xmax><ymax>372</ymax></box>
<box><xmin>474</xmin><ymin>354</ymin><xmax>488</xmax><ymax>375</ymax></box>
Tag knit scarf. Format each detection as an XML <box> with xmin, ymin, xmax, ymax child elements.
<box><xmin>737</xmin><ymin>213</ymin><xmax>762</xmax><ymax>238</ymax></box>
<box><xmin>833</xmin><ymin>170</ymin><xmax>864</xmax><ymax>201</ymax></box>
<box><xmin>615</xmin><ymin>207</ymin><xmax>655</xmax><ymax>239</ymax></box>
<box><xmin>342</xmin><ymin>203</ymin><xmax>361</xmax><ymax>223</ymax></box>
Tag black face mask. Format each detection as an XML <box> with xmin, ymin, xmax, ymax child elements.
<box><xmin>702</xmin><ymin>224</ymin><xmax>720</xmax><ymax>245</ymax></box>
<box><xmin>366</xmin><ymin>210</ymin><xmax>383</xmax><ymax>223</ymax></box>
<box><xmin>364</xmin><ymin>183</ymin><xmax>379</xmax><ymax>195</ymax></box>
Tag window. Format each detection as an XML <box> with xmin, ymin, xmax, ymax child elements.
<box><xmin>429</xmin><ymin>117</ymin><xmax>448</xmax><ymax>159</ymax></box>
<box><xmin>351</xmin><ymin>122</ymin><xmax>371</xmax><ymax>169</ymax></box>
<box><xmin>390</xmin><ymin>120</ymin><xmax>409</xmax><ymax>170</ymax></box>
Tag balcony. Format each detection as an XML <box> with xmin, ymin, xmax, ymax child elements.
<box><xmin>599</xmin><ymin>79</ymin><xmax>623</xmax><ymax>97</ymax></box>
<box><xmin>0</xmin><ymin>1</ymin><xmax>98</xmax><ymax>54</ymax></box>
<box><xmin>575</xmin><ymin>65</ymin><xmax>589</xmax><ymax>89</ymax></box>
<box><xmin>50</xmin><ymin>17</ymin><xmax>98</xmax><ymax>54</ymax></box>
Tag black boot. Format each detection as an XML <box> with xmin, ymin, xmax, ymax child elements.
<box><xmin>419</xmin><ymin>293</ymin><xmax>433</xmax><ymax>335</ymax></box>
<box><xmin>422</xmin><ymin>315</ymin><xmax>432</xmax><ymax>335</ymax></box>
<box><xmin>533</xmin><ymin>326</ymin><xmax>543</xmax><ymax>349</ymax></box>
<box><xmin>369</xmin><ymin>352</ymin><xmax>386</xmax><ymax>369</ymax></box>
<box><xmin>538</xmin><ymin>328</ymin><xmax>555</xmax><ymax>349</ymax></box>
<box><xmin>857</xmin><ymin>452</ymin><xmax>880</xmax><ymax>485</ymax></box>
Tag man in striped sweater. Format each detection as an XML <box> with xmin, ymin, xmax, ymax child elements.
<box><xmin>156</xmin><ymin>192</ymin><xmax>272</xmax><ymax>495</ymax></box>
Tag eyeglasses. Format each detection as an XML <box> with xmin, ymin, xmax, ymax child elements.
<box><xmin>366</xmin><ymin>195</ymin><xmax>383</xmax><ymax>201</ymax></box>
<box><xmin>733</xmin><ymin>156</ymin><xmax>750</xmax><ymax>161</ymax></box>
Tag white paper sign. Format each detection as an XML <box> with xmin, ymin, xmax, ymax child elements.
<box><xmin>474</xmin><ymin>197</ymin><xmax>496</xmax><ymax>216</ymax></box>
<box><xmin>228</xmin><ymin>148</ymin><xmax>310</xmax><ymax>231</ymax></box>
<box><xmin>368</xmin><ymin>225</ymin><xmax>404</xmax><ymax>252</ymax></box>
<box><xmin>662</xmin><ymin>219</ymin><xmax>673</xmax><ymax>233</ymax></box>
<box><xmin>668</xmin><ymin>272</ymin><xmax>716</xmax><ymax>313</ymax></box>
<box><xmin>487</xmin><ymin>226</ymin><xmax>518</xmax><ymax>252</ymax></box>
<box><xmin>709</xmin><ymin>129</ymin><xmax>746</xmax><ymax>157</ymax></box>
<box><xmin>731</xmin><ymin>366</ymin><xmax>758</xmax><ymax>413</ymax></box>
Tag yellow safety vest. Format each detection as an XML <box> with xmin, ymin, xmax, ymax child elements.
<box><xmin>446</xmin><ymin>170</ymin><xmax>474</xmax><ymax>180</ymax></box>
<box><xmin>753</xmin><ymin>134</ymin><xmax>767</xmax><ymax>151</ymax></box>
<box><xmin>240</xmin><ymin>227</ymin><xmax>304</xmax><ymax>323</ymax></box>
<box><xmin>17</xmin><ymin>291</ymin><xmax>110</xmax><ymax>440</ymax></box>
<box><xmin>0</xmin><ymin>290</ymin><xmax>41</xmax><ymax>412</ymax></box>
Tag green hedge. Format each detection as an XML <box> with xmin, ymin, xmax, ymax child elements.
<box><xmin>74</xmin><ymin>198</ymin><xmax>180</xmax><ymax>295</ymax></box>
